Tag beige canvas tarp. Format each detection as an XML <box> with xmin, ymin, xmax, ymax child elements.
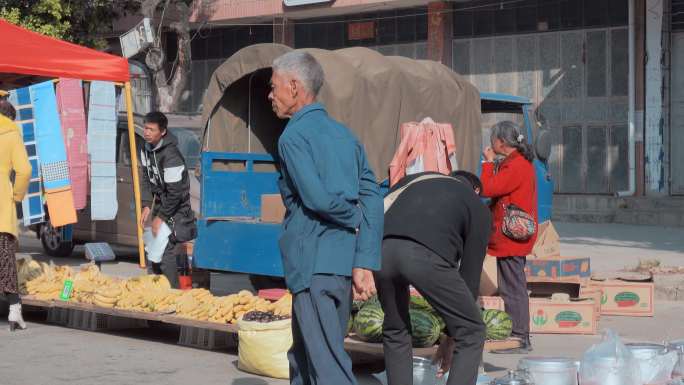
<box><xmin>200</xmin><ymin>43</ymin><xmax>482</xmax><ymax>180</ymax></box>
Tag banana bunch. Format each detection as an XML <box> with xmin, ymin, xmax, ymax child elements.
<box><xmin>20</xmin><ymin>260</ymin><xmax>290</xmax><ymax>324</ymax></box>
<box><xmin>92</xmin><ymin>282</ymin><xmax>124</xmax><ymax>308</ymax></box>
<box><xmin>151</xmin><ymin>289</ymin><xmax>183</xmax><ymax>313</ymax></box>
<box><xmin>116</xmin><ymin>291</ymin><xmax>147</xmax><ymax>311</ymax></box>
<box><xmin>207</xmin><ymin>294</ymin><xmax>239</xmax><ymax>324</ymax></box>
<box><xmin>25</xmin><ymin>263</ymin><xmax>73</xmax><ymax>300</ymax></box>
<box><xmin>270</xmin><ymin>292</ymin><xmax>292</xmax><ymax>317</ymax></box>
<box><xmin>124</xmin><ymin>274</ymin><xmax>171</xmax><ymax>292</ymax></box>
<box><xmin>72</xmin><ymin>264</ymin><xmax>117</xmax><ymax>304</ymax></box>
<box><xmin>114</xmin><ymin>275</ymin><xmax>174</xmax><ymax>312</ymax></box>
<box><xmin>174</xmin><ymin>288</ymin><xmax>214</xmax><ymax>320</ymax></box>
<box><xmin>206</xmin><ymin>290</ymin><xmax>279</xmax><ymax>325</ymax></box>
<box><xmin>16</xmin><ymin>257</ymin><xmax>45</xmax><ymax>294</ymax></box>
<box><xmin>230</xmin><ymin>290</ymin><xmax>275</xmax><ymax>322</ymax></box>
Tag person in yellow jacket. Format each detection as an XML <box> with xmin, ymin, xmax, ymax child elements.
<box><xmin>0</xmin><ymin>99</ymin><xmax>32</xmax><ymax>331</ymax></box>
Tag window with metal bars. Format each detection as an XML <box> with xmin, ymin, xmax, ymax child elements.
<box><xmin>454</xmin><ymin>0</ymin><xmax>628</xmax><ymax>38</ymax></box>
<box><xmin>293</xmin><ymin>8</ymin><xmax>428</xmax><ymax>51</ymax></box>
<box><xmin>674</xmin><ymin>0</ymin><xmax>684</xmax><ymax>31</ymax></box>
<box><xmin>454</xmin><ymin>27</ymin><xmax>630</xmax><ymax>194</ymax></box>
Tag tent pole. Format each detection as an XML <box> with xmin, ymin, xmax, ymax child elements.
<box><xmin>124</xmin><ymin>81</ymin><xmax>146</xmax><ymax>268</ymax></box>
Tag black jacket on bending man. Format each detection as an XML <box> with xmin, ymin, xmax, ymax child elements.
<box><xmin>376</xmin><ymin>171</ymin><xmax>491</xmax><ymax>385</ymax></box>
<box><xmin>140</xmin><ymin>112</ymin><xmax>196</xmax><ymax>288</ymax></box>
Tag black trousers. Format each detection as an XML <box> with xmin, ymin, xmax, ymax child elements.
<box><xmin>496</xmin><ymin>256</ymin><xmax>530</xmax><ymax>338</ymax></box>
<box><xmin>375</xmin><ymin>237</ymin><xmax>486</xmax><ymax>385</ymax></box>
<box><xmin>151</xmin><ymin>238</ymin><xmax>183</xmax><ymax>289</ymax></box>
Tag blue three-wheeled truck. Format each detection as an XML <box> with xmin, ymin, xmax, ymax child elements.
<box><xmin>192</xmin><ymin>44</ymin><xmax>553</xmax><ymax>284</ymax></box>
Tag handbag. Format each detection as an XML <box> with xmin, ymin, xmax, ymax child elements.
<box><xmin>501</xmin><ymin>203</ymin><xmax>536</xmax><ymax>241</ymax></box>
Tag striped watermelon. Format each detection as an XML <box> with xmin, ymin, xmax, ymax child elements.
<box><xmin>410</xmin><ymin>295</ymin><xmax>432</xmax><ymax>311</ymax></box>
<box><xmin>353</xmin><ymin>304</ymin><xmax>384</xmax><ymax>343</ymax></box>
<box><xmin>410</xmin><ymin>308</ymin><xmax>442</xmax><ymax>348</ymax></box>
<box><xmin>353</xmin><ymin>295</ymin><xmax>380</xmax><ymax>312</ymax></box>
<box><xmin>347</xmin><ymin>314</ymin><xmax>354</xmax><ymax>335</ymax></box>
<box><xmin>482</xmin><ymin>309</ymin><xmax>513</xmax><ymax>340</ymax></box>
<box><xmin>410</xmin><ymin>295</ymin><xmax>446</xmax><ymax>332</ymax></box>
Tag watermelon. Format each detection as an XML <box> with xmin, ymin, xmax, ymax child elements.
<box><xmin>353</xmin><ymin>304</ymin><xmax>384</xmax><ymax>343</ymax></box>
<box><xmin>410</xmin><ymin>308</ymin><xmax>442</xmax><ymax>348</ymax></box>
<box><xmin>482</xmin><ymin>309</ymin><xmax>513</xmax><ymax>340</ymax></box>
<box><xmin>347</xmin><ymin>314</ymin><xmax>354</xmax><ymax>335</ymax></box>
<box><xmin>353</xmin><ymin>295</ymin><xmax>380</xmax><ymax>312</ymax></box>
<box><xmin>410</xmin><ymin>296</ymin><xmax>446</xmax><ymax>332</ymax></box>
<box><xmin>409</xmin><ymin>295</ymin><xmax>432</xmax><ymax>311</ymax></box>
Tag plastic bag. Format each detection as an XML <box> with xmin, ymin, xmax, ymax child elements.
<box><xmin>632</xmin><ymin>349</ymin><xmax>678</xmax><ymax>384</ymax></box>
<box><xmin>143</xmin><ymin>224</ymin><xmax>171</xmax><ymax>263</ymax></box>
<box><xmin>238</xmin><ymin>318</ymin><xmax>292</xmax><ymax>379</ymax></box>
<box><xmin>580</xmin><ymin>329</ymin><xmax>641</xmax><ymax>385</ymax></box>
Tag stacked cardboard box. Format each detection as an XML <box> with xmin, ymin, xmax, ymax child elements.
<box><xmin>478</xmin><ymin>221</ymin><xmax>600</xmax><ymax>335</ymax></box>
<box><xmin>529</xmin><ymin>297</ymin><xmax>598</xmax><ymax>334</ymax></box>
<box><xmin>588</xmin><ymin>279</ymin><xmax>655</xmax><ymax>317</ymax></box>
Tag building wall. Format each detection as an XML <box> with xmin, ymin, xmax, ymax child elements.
<box><xmin>451</xmin><ymin>0</ymin><xmax>630</xmax><ymax>195</ymax></box>
<box><xmin>181</xmin><ymin>0</ymin><xmax>684</xmax><ymax>200</ymax></box>
<box><xmin>669</xmin><ymin>0</ymin><xmax>684</xmax><ymax>194</ymax></box>
<box><xmin>172</xmin><ymin>25</ymin><xmax>274</xmax><ymax>112</ymax></box>
<box><xmin>293</xmin><ymin>7</ymin><xmax>429</xmax><ymax>59</ymax></box>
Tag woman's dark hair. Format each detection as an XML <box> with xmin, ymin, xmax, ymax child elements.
<box><xmin>490</xmin><ymin>120</ymin><xmax>535</xmax><ymax>162</ymax></box>
<box><xmin>144</xmin><ymin>111</ymin><xmax>168</xmax><ymax>131</ymax></box>
<box><xmin>451</xmin><ymin>170</ymin><xmax>483</xmax><ymax>195</ymax></box>
<box><xmin>0</xmin><ymin>99</ymin><xmax>17</xmax><ymax>120</ymax></box>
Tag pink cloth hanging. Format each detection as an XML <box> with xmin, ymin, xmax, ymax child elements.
<box><xmin>56</xmin><ymin>78</ymin><xmax>88</xmax><ymax>210</ymax></box>
<box><xmin>388</xmin><ymin>118</ymin><xmax>458</xmax><ymax>187</ymax></box>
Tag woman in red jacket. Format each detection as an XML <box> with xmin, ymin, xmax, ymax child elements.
<box><xmin>480</xmin><ymin>121</ymin><xmax>537</xmax><ymax>354</ymax></box>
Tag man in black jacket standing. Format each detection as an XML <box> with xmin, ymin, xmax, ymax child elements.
<box><xmin>139</xmin><ymin>111</ymin><xmax>196</xmax><ymax>288</ymax></box>
<box><xmin>376</xmin><ymin>171</ymin><xmax>491</xmax><ymax>385</ymax></box>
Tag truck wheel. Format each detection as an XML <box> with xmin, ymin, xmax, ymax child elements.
<box><xmin>40</xmin><ymin>223</ymin><xmax>75</xmax><ymax>258</ymax></box>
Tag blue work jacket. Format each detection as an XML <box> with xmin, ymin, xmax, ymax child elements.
<box><xmin>277</xmin><ymin>103</ymin><xmax>383</xmax><ymax>293</ymax></box>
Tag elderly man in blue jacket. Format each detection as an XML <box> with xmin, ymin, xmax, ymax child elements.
<box><xmin>268</xmin><ymin>51</ymin><xmax>383</xmax><ymax>385</ymax></box>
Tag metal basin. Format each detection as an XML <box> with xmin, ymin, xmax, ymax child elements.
<box><xmin>668</xmin><ymin>340</ymin><xmax>684</xmax><ymax>377</ymax></box>
<box><xmin>518</xmin><ymin>357</ymin><xmax>578</xmax><ymax>385</ymax></box>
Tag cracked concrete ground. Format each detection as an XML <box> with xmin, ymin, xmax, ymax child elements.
<box><xmin>1</xmin><ymin>222</ymin><xmax>682</xmax><ymax>384</ymax></box>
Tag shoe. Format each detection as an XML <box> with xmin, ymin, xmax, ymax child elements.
<box><xmin>8</xmin><ymin>303</ymin><xmax>27</xmax><ymax>331</ymax></box>
<box><xmin>490</xmin><ymin>335</ymin><xmax>532</xmax><ymax>354</ymax></box>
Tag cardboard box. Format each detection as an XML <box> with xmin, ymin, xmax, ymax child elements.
<box><xmin>527</xmin><ymin>279</ymin><xmax>581</xmax><ymax>298</ymax></box>
<box><xmin>579</xmin><ymin>286</ymin><xmax>603</xmax><ymax>320</ymax></box>
<box><xmin>260</xmin><ymin>194</ymin><xmax>286</xmax><ymax>223</ymax></box>
<box><xmin>478</xmin><ymin>296</ymin><xmax>505</xmax><ymax>311</ymax></box>
<box><xmin>531</xmin><ymin>221</ymin><xmax>560</xmax><ymax>259</ymax></box>
<box><xmin>525</xmin><ymin>256</ymin><xmax>591</xmax><ymax>280</ymax></box>
<box><xmin>588</xmin><ymin>280</ymin><xmax>655</xmax><ymax>317</ymax></box>
<box><xmin>529</xmin><ymin>298</ymin><xmax>598</xmax><ymax>335</ymax></box>
<box><xmin>479</xmin><ymin>255</ymin><xmax>498</xmax><ymax>296</ymax></box>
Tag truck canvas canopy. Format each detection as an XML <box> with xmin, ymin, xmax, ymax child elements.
<box><xmin>200</xmin><ymin>43</ymin><xmax>483</xmax><ymax>179</ymax></box>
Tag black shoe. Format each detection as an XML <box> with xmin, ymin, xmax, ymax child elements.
<box><xmin>490</xmin><ymin>336</ymin><xmax>532</xmax><ymax>354</ymax></box>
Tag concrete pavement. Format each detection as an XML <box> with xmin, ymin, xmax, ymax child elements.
<box><xmin>1</xmin><ymin>222</ymin><xmax>683</xmax><ymax>384</ymax></box>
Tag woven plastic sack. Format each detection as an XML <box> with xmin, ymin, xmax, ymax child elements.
<box><xmin>238</xmin><ymin>317</ymin><xmax>292</xmax><ymax>379</ymax></box>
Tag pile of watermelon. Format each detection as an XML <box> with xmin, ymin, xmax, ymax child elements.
<box><xmin>481</xmin><ymin>309</ymin><xmax>513</xmax><ymax>340</ymax></box>
<box><xmin>351</xmin><ymin>295</ymin><xmax>444</xmax><ymax>348</ymax></box>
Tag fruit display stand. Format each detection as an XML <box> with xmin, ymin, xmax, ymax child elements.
<box><xmin>22</xmin><ymin>294</ymin><xmax>520</xmax><ymax>359</ymax></box>
<box><xmin>21</xmin><ymin>294</ymin><xmax>513</xmax><ymax>360</ymax></box>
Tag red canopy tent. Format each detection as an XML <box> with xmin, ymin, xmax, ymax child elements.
<box><xmin>0</xmin><ymin>19</ymin><xmax>129</xmax><ymax>85</ymax></box>
<box><xmin>0</xmin><ymin>19</ymin><xmax>146</xmax><ymax>267</ymax></box>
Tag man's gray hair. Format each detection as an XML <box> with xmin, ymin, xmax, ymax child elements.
<box><xmin>272</xmin><ymin>51</ymin><xmax>325</xmax><ymax>97</ymax></box>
